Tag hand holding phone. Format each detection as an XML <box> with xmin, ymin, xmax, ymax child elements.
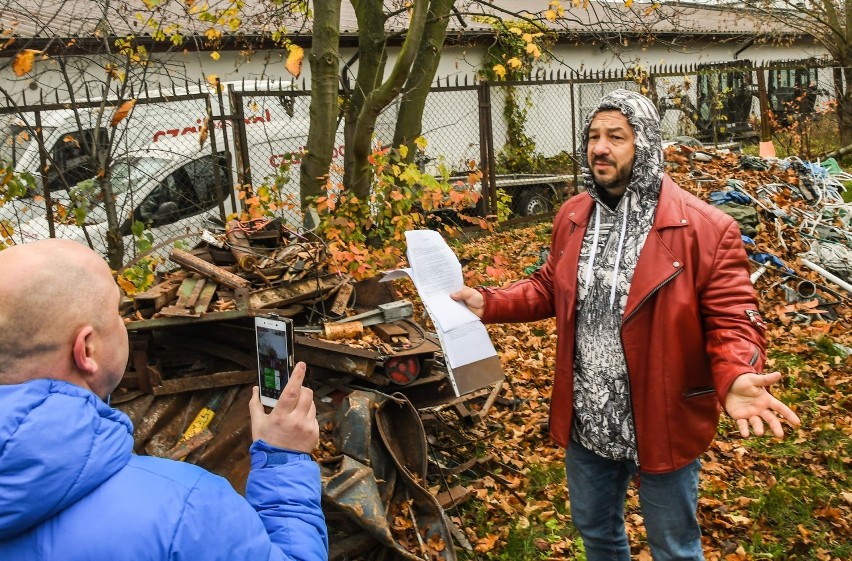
<box><xmin>255</xmin><ymin>316</ymin><xmax>295</xmax><ymax>407</ymax></box>
<box><xmin>249</xmin><ymin>361</ymin><xmax>319</xmax><ymax>453</ymax></box>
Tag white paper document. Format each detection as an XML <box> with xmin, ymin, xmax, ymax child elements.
<box><xmin>381</xmin><ymin>230</ymin><xmax>500</xmax><ymax>372</ymax></box>
<box><xmin>403</xmin><ymin>230</ymin><xmax>481</xmax><ymax>333</ymax></box>
<box><xmin>440</xmin><ymin>321</ymin><xmax>498</xmax><ymax>369</ymax></box>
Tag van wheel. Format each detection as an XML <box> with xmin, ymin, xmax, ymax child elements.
<box><xmin>514</xmin><ymin>186</ymin><xmax>553</xmax><ymax>217</ymax></box>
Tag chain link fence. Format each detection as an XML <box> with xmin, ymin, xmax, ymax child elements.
<box><xmin>1</xmin><ymin>57</ymin><xmax>847</xmax><ymax>262</ymax></box>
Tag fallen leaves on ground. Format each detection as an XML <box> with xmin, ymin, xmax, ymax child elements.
<box><xmin>412</xmin><ymin>149</ymin><xmax>852</xmax><ymax>560</ymax></box>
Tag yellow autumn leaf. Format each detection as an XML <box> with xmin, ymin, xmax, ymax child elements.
<box><xmin>285</xmin><ymin>44</ymin><xmax>304</xmax><ymax>78</ymax></box>
<box><xmin>116</xmin><ymin>275</ymin><xmax>138</xmax><ymax>296</ymax></box>
<box><xmin>507</xmin><ymin>57</ymin><xmax>522</xmax><ymax>70</ymax></box>
<box><xmin>199</xmin><ymin>117</ymin><xmax>209</xmax><ymax>147</ymax></box>
<box><xmin>205</xmin><ymin>28</ymin><xmax>221</xmax><ymax>41</ymax></box>
<box><xmin>625</xmin><ymin>0</ymin><xmax>634</xmax><ymax>6</ymax></box>
<box><xmin>414</xmin><ymin>136</ymin><xmax>428</xmax><ymax>150</ymax></box>
<box><xmin>492</xmin><ymin>64</ymin><xmax>506</xmax><ymax>79</ymax></box>
<box><xmin>526</xmin><ymin>43</ymin><xmax>541</xmax><ymax>58</ymax></box>
<box><xmin>399</xmin><ymin>144</ymin><xmax>409</xmax><ymax>159</ymax></box>
<box><xmin>545</xmin><ymin>9</ymin><xmax>556</xmax><ymax>21</ymax></box>
<box><xmin>12</xmin><ymin>50</ymin><xmax>39</xmax><ymax>77</ymax></box>
<box><xmin>210</xmin><ymin>51</ymin><xmax>220</xmax><ymax>60</ymax></box>
<box><xmin>110</xmin><ymin>99</ymin><xmax>137</xmax><ymax>127</ymax></box>
<box><xmin>550</xmin><ymin>0</ymin><xmax>565</xmax><ymax>15</ymax></box>
<box><xmin>508</xmin><ymin>27</ymin><xmax>522</xmax><ymax>35</ymax></box>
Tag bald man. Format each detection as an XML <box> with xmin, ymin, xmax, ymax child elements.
<box><xmin>0</xmin><ymin>239</ymin><xmax>328</xmax><ymax>561</ymax></box>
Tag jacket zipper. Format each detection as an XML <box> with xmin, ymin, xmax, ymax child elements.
<box><xmin>620</xmin><ymin>266</ymin><xmax>683</xmax><ymax>469</ymax></box>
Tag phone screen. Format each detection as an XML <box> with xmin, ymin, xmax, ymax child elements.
<box><xmin>256</xmin><ymin>319</ymin><xmax>293</xmax><ymax>402</ymax></box>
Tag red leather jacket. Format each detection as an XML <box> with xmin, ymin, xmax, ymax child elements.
<box><xmin>480</xmin><ymin>175</ymin><xmax>766</xmax><ymax>473</ymax></box>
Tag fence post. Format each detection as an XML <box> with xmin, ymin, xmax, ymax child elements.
<box><xmin>214</xmin><ymin>80</ymin><xmax>238</xmax><ymax>213</ymax></box>
<box><xmin>228</xmin><ymin>84</ymin><xmax>254</xmax><ymax>197</ymax></box>
<box><xmin>755</xmin><ymin>65</ymin><xmax>775</xmax><ymax>157</ymax></box>
<box><xmin>204</xmin><ymin>94</ymin><xmax>227</xmax><ymax>222</ymax></box>
<box><xmin>477</xmin><ymin>80</ymin><xmax>496</xmax><ymax>217</ymax></box>
<box><xmin>33</xmin><ymin>111</ymin><xmax>55</xmax><ymax>239</ymax></box>
<box><xmin>570</xmin><ymin>81</ymin><xmax>578</xmax><ymax>195</ymax></box>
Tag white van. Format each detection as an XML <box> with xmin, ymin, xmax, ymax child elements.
<box><xmin>1</xmin><ymin>81</ymin><xmax>346</xmax><ymax>260</ymax></box>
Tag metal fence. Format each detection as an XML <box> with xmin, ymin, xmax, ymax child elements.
<box><xmin>0</xmin><ymin>57</ymin><xmax>843</xmax><ymax>262</ymax></box>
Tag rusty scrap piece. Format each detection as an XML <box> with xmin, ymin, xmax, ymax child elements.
<box><xmin>159</xmin><ymin>276</ymin><xmax>219</xmax><ymax>317</ymax></box>
<box><xmin>169</xmin><ymin>248</ymin><xmax>251</xmax><ymax>290</ymax></box>
<box><xmin>226</xmin><ymin>219</ymin><xmax>258</xmax><ymax>271</ymax></box>
<box><xmin>122</xmin><ymin>330</ymin><xmax>256</xmax><ymax>396</ymax></box>
<box><xmin>324</xmin><ymin>390</ymin><xmax>459</xmax><ymax>561</ymax></box>
<box><xmin>164</xmin><ymin>428</ymin><xmax>214</xmax><ymax>460</ymax></box>
<box><xmin>133</xmin><ymin>277</ymin><xmax>182</xmax><ymax>315</ymax></box>
<box><xmin>323</xmin><ymin>321</ymin><xmax>364</xmax><ymax>341</ymax></box>
<box><xmin>249</xmin><ymin>274</ymin><xmax>340</xmax><ymax>309</ymax></box>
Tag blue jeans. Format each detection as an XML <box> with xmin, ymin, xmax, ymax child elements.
<box><xmin>565</xmin><ymin>440</ymin><xmax>704</xmax><ymax>561</ymax></box>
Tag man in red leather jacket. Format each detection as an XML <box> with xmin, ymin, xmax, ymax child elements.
<box><xmin>452</xmin><ymin>89</ymin><xmax>800</xmax><ymax>561</ymax></box>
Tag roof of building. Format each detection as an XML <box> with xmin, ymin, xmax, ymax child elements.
<box><xmin>0</xmin><ymin>0</ymin><xmax>788</xmax><ymax>51</ymax></box>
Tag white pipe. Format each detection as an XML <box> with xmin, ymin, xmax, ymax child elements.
<box><xmin>800</xmin><ymin>258</ymin><xmax>852</xmax><ymax>294</ymax></box>
<box><xmin>750</xmin><ymin>264</ymin><xmax>767</xmax><ymax>284</ymax></box>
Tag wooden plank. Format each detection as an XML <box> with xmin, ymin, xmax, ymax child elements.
<box><xmin>329</xmin><ymin>282</ymin><xmax>354</xmax><ymax>315</ymax></box>
<box><xmin>170</xmin><ymin>248</ymin><xmax>251</xmax><ymax>289</ymax></box>
<box><xmin>185</xmin><ymin>277</ymin><xmax>207</xmax><ymax>308</ymax></box>
<box><xmin>151</xmin><ymin>369</ymin><xmax>256</xmax><ymax>395</ymax></box>
<box><xmin>370</xmin><ymin>322</ymin><xmax>408</xmax><ymax>342</ymax></box>
<box><xmin>249</xmin><ymin>274</ymin><xmax>338</xmax><ymax>309</ymax></box>
<box><xmin>194</xmin><ymin>280</ymin><xmax>218</xmax><ymax>314</ymax></box>
<box><xmin>133</xmin><ymin>280</ymin><xmax>180</xmax><ymax>312</ymax></box>
<box><xmin>125</xmin><ymin>309</ymin><xmax>252</xmax><ymax>332</ymax></box>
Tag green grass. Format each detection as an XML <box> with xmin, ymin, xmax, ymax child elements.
<box><xmin>457</xmin><ymin>462</ymin><xmax>583</xmax><ymax>561</ymax></box>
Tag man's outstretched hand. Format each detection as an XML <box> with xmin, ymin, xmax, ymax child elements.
<box><xmin>249</xmin><ymin>361</ymin><xmax>319</xmax><ymax>453</ymax></box>
<box><xmin>450</xmin><ymin>286</ymin><xmax>485</xmax><ymax>318</ymax></box>
<box><xmin>725</xmin><ymin>371</ymin><xmax>801</xmax><ymax>438</ymax></box>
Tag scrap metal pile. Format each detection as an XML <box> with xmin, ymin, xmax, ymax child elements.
<box><xmin>665</xmin><ymin>143</ymin><xmax>852</xmax><ymax>323</ymax></box>
<box><xmin>114</xmin><ymin>218</ymin><xmax>484</xmax><ymax>561</ymax></box>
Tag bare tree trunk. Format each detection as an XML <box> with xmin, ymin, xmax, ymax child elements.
<box><xmin>834</xmin><ymin>65</ymin><xmax>852</xmax><ymax>147</ymax></box>
<box><xmin>343</xmin><ymin>0</ymin><xmax>387</xmax><ymax>191</ymax></box>
<box><xmin>300</xmin><ymin>0</ymin><xmax>341</xmax><ymax>215</ymax></box>
<box><xmin>392</xmin><ymin>0</ymin><xmax>454</xmax><ymax>163</ymax></box>
<box><xmin>349</xmin><ymin>0</ymin><xmax>429</xmax><ymax>198</ymax></box>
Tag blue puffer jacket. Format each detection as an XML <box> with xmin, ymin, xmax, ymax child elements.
<box><xmin>0</xmin><ymin>379</ymin><xmax>328</xmax><ymax>560</ymax></box>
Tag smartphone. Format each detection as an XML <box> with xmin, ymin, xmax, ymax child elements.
<box><xmin>255</xmin><ymin>315</ymin><xmax>295</xmax><ymax>407</ymax></box>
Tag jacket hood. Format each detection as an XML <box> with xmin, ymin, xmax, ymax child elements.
<box><xmin>0</xmin><ymin>379</ymin><xmax>133</xmax><ymax>539</ymax></box>
<box><xmin>580</xmin><ymin>88</ymin><xmax>664</xmax><ymax>204</ymax></box>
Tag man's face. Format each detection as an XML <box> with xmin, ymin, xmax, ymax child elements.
<box><xmin>587</xmin><ymin>110</ymin><xmax>636</xmax><ymax>196</ymax></box>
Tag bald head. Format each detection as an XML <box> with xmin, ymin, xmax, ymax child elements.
<box><xmin>0</xmin><ymin>239</ymin><xmax>125</xmax><ymax>389</ymax></box>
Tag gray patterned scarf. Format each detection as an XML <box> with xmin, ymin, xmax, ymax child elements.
<box><xmin>571</xmin><ymin>89</ymin><xmax>663</xmax><ymax>463</ymax></box>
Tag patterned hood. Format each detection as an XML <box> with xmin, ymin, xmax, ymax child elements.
<box><xmin>580</xmin><ymin>88</ymin><xmax>664</xmax><ymax>203</ymax></box>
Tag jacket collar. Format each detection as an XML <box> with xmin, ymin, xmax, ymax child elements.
<box><xmin>568</xmin><ymin>174</ymin><xmax>688</xmax><ymax>230</ymax></box>
<box><xmin>653</xmin><ymin>175</ymin><xmax>691</xmax><ymax>230</ymax></box>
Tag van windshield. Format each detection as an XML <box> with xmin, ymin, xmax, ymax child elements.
<box><xmin>110</xmin><ymin>157</ymin><xmax>170</xmax><ymax>195</ymax></box>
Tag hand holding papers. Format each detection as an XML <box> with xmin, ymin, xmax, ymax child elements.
<box><xmin>383</xmin><ymin>230</ymin><xmax>503</xmax><ymax>396</ymax></box>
